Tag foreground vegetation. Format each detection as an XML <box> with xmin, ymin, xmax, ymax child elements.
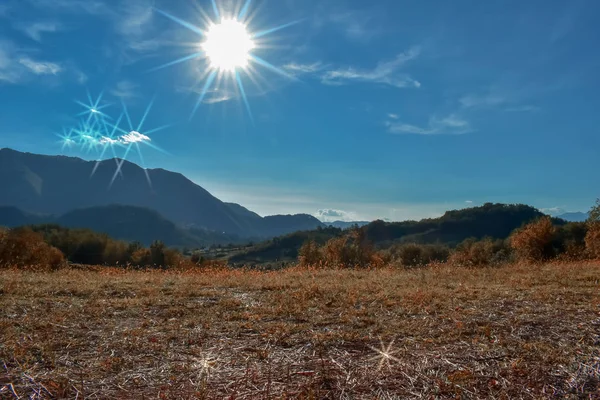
<box><xmin>1</xmin><ymin>261</ymin><xmax>599</xmax><ymax>398</ymax></box>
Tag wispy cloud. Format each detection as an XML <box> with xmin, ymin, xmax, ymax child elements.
<box><xmin>321</xmin><ymin>47</ymin><xmax>421</xmax><ymax>88</ymax></box>
<box><xmin>18</xmin><ymin>57</ymin><xmax>62</xmax><ymax>75</ymax></box>
<box><xmin>0</xmin><ymin>41</ymin><xmax>63</xmax><ymax>84</ymax></box>
<box><xmin>504</xmin><ymin>105</ymin><xmax>541</xmax><ymax>113</ymax></box>
<box><xmin>460</xmin><ymin>92</ymin><xmax>506</xmax><ymax>109</ymax></box>
<box><xmin>17</xmin><ymin>21</ymin><xmax>62</xmax><ymax>42</ymax></box>
<box><xmin>328</xmin><ymin>11</ymin><xmax>381</xmax><ymax>42</ymax></box>
<box><xmin>26</xmin><ymin>0</ymin><xmax>109</xmax><ymax>17</ymax></box>
<box><xmin>285</xmin><ymin>47</ymin><xmax>421</xmax><ymax>89</ymax></box>
<box><xmin>283</xmin><ymin>62</ymin><xmax>325</xmax><ymax>75</ymax></box>
<box><xmin>110</xmin><ymin>80</ymin><xmax>139</xmax><ymax>99</ymax></box>
<box><xmin>311</xmin><ymin>5</ymin><xmax>383</xmax><ymax>44</ymax></box>
<box><xmin>114</xmin><ymin>1</ymin><xmax>165</xmax><ymax>53</ymax></box>
<box><xmin>203</xmin><ymin>91</ymin><xmax>234</xmax><ymax>104</ymax></box>
<box><xmin>385</xmin><ymin>113</ymin><xmax>472</xmax><ymax>135</ymax></box>
<box><xmin>27</xmin><ymin>0</ymin><xmax>170</xmax><ymax>56</ymax></box>
<box><xmin>460</xmin><ymin>87</ymin><xmax>540</xmax><ymax>113</ymax></box>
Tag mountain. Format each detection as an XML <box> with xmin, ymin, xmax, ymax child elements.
<box><xmin>556</xmin><ymin>212</ymin><xmax>589</xmax><ymax>222</ymax></box>
<box><xmin>0</xmin><ymin>148</ymin><xmax>322</xmax><ymax>237</ymax></box>
<box><xmin>325</xmin><ymin>221</ymin><xmax>370</xmax><ymax>229</ymax></box>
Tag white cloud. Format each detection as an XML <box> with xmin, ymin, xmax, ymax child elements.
<box><xmin>386</xmin><ymin>113</ymin><xmax>472</xmax><ymax>135</ymax></box>
<box><xmin>100</xmin><ymin>131</ymin><xmax>151</xmax><ymax>146</ymax></box>
<box><xmin>387</xmin><ymin>113</ymin><xmax>399</xmax><ymax>119</ymax></box>
<box><xmin>121</xmin><ymin>131</ymin><xmax>151</xmax><ymax>144</ymax></box>
<box><xmin>315</xmin><ymin>209</ymin><xmax>358</xmax><ymax>222</ymax></box>
<box><xmin>110</xmin><ymin>80</ymin><xmax>139</xmax><ymax>99</ymax></box>
<box><xmin>541</xmin><ymin>207</ymin><xmax>565</xmax><ymax>216</ymax></box>
<box><xmin>465</xmin><ymin>200</ymin><xmax>473</xmax><ymax>204</ymax></box>
<box><xmin>18</xmin><ymin>21</ymin><xmax>62</xmax><ymax>41</ymax></box>
<box><xmin>320</xmin><ymin>47</ymin><xmax>421</xmax><ymax>88</ymax></box>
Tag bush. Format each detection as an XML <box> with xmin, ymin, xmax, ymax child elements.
<box><xmin>510</xmin><ymin>217</ymin><xmax>556</xmax><ymax>262</ymax></box>
<box><xmin>387</xmin><ymin>243</ymin><xmax>450</xmax><ymax>267</ymax></box>
<box><xmin>0</xmin><ymin>227</ymin><xmax>65</xmax><ymax>271</ymax></box>
<box><xmin>298</xmin><ymin>229</ymin><xmax>382</xmax><ymax>269</ymax></box>
<box><xmin>449</xmin><ymin>238</ymin><xmax>510</xmax><ymax>267</ymax></box>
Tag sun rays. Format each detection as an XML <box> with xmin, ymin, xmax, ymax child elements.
<box><xmin>55</xmin><ymin>1</ymin><xmax>298</xmax><ymax>187</ymax></box>
<box><xmin>153</xmin><ymin>0</ymin><xmax>300</xmax><ymax>120</ymax></box>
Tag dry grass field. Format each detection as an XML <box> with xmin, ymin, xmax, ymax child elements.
<box><xmin>1</xmin><ymin>262</ymin><xmax>599</xmax><ymax>399</ymax></box>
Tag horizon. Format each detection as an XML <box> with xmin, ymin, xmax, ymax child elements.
<box><xmin>1</xmin><ymin>0</ymin><xmax>599</xmax><ymax>221</ymax></box>
<box><xmin>0</xmin><ymin>146</ymin><xmax>589</xmax><ymax>223</ymax></box>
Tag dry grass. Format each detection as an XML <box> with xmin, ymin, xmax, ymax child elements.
<box><xmin>1</xmin><ymin>262</ymin><xmax>599</xmax><ymax>399</ymax></box>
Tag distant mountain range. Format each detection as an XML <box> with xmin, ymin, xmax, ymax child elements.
<box><xmin>0</xmin><ymin>148</ymin><xmax>323</xmax><ymax>239</ymax></box>
<box><xmin>556</xmin><ymin>212</ymin><xmax>589</xmax><ymax>222</ymax></box>
<box><xmin>324</xmin><ymin>221</ymin><xmax>370</xmax><ymax>229</ymax></box>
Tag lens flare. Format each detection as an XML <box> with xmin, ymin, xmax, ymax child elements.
<box><xmin>59</xmin><ymin>91</ymin><xmax>169</xmax><ymax>188</ymax></box>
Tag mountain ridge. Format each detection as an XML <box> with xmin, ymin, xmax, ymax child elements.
<box><xmin>0</xmin><ymin>148</ymin><xmax>323</xmax><ymax>237</ymax></box>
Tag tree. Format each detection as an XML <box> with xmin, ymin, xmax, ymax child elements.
<box><xmin>588</xmin><ymin>198</ymin><xmax>600</xmax><ymax>223</ymax></box>
<box><xmin>150</xmin><ymin>240</ymin><xmax>166</xmax><ymax>267</ymax></box>
<box><xmin>585</xmin><ymin>199</ymin><xmax>600</xmax><ymax>258</ymax></box>
<box><xmin>298</xmin><ymin>239</ymin><xmax>322</xmax><ymax>267</ymax></box>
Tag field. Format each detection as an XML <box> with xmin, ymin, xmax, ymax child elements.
<box><xmin>1</xmin><ymin>262</ymin><xmax>599</xmax><ymax>399</ymax></box>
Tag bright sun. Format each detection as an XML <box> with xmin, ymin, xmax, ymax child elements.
<box><xmin>202</xmin><ymin>19</ymin><xmax>255</xmax><ymax>72</ymax></box>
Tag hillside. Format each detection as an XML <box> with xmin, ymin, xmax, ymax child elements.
<box><xmin>231</xmin><ymin>203</ymin><xmax>564</xmax><ymax>264</ymax></box>
<box><xmin>363</xmin><ymin>202</ymin><xmax>560</xmax><ymax>245</ymax></box>
<box><xmin>0</xmin><ymin>204</ymin><xmax>244</xmax><ymax>247</ymax></box>
<box><xmin>0</xmin><ymin>148</ymin><xmax>322</xmax><ymax>237</ymax></box>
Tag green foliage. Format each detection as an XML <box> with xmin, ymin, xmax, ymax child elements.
<box><xmin>387</xmin><ymin>243</ymin><xmax>450</xmax><ymax>267</ymax></box>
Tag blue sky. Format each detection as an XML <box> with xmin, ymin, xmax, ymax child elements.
<box><xmin>0</xmin><ymin>0</ymin><xmax>599</xmax><ymax>221</ymax></box>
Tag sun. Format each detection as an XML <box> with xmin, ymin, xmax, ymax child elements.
<box><xmin>202</xmin><ymin>19</ymin><xmax>255</xmax><ymax>72</ymax></box>
<box><xmin>153</xmin><ymin>1</ymin><xmax>301</xmax><ymax>119</ymax></box>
